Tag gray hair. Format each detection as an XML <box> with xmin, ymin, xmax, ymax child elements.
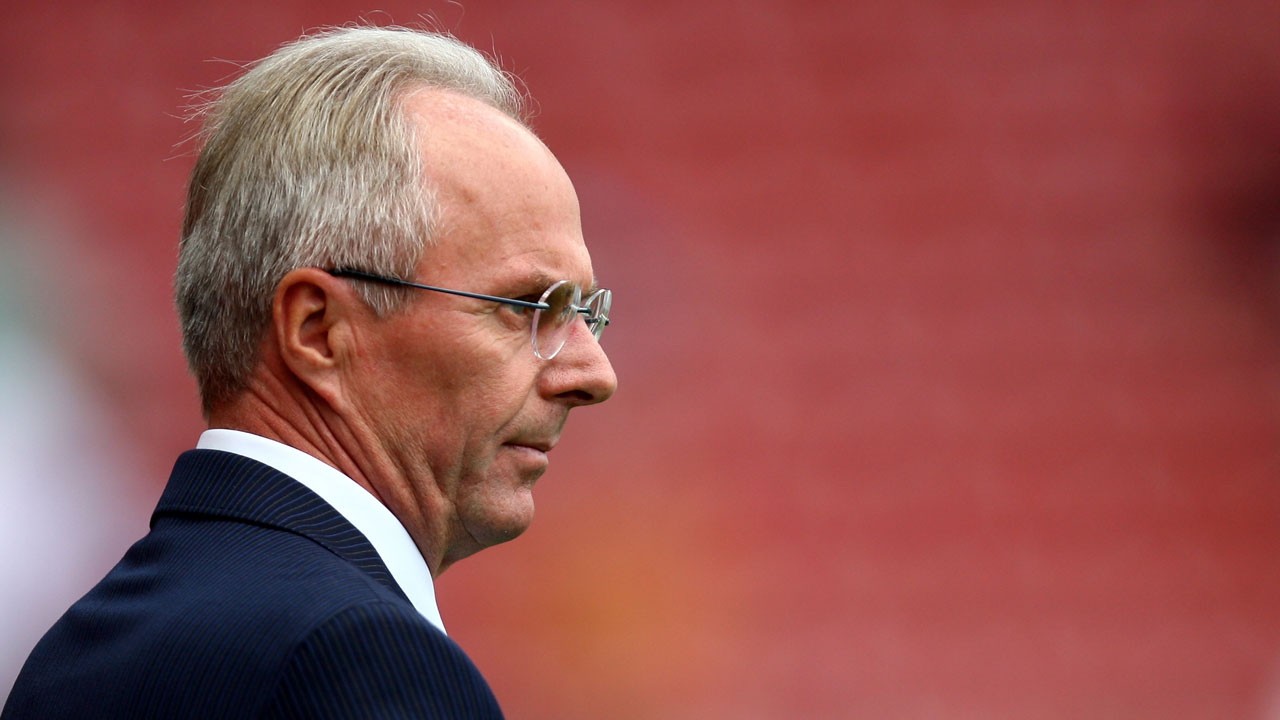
<box><xmin>176</xmin><ymin>26</ymin><xmax>525</xmax><ymax>413</ymax></box>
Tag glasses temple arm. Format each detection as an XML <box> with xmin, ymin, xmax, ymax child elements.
<box><xmin>328</xmin><ymin>267</ymin><xmax>550</xmax><ymax>310</ymax></box>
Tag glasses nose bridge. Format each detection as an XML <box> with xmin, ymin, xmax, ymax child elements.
<box><xmin>581</xmin><ymin>288</ymin><xmax>610</xmax><ymax>340</ymax></box>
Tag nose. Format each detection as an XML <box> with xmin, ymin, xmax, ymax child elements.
<box><xmin>540</xmin><ymin>318</ymin><xmax>617</xmax><ymax>406</ymax></box>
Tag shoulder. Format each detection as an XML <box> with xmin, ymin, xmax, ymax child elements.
<box><xmin>263</xmin><ymin>601</ymin><xmax>504</xmax><ymax>719</ymax></box>
<box><xmin>138</xmin><ymin>518</ymin><xmax>505</xmax><ymax>717</ymax></box>
<box><xmin>4</xmin><ymin>520</ymin><xmax>502</xmax><ymax>719</ymax></box>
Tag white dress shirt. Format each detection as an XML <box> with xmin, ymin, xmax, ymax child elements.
<box><xmin>196</xmin><ymin>429</ymin><xmax>445</xmax><ymax>635</ymax></box>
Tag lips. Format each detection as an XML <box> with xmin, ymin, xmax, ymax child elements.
<box><xmin>503</xmin><ymin>417</ymin><xmax>566</xmax><ymax>455</ymax></box>
<box><xmin>504</xmin><ymin>439</ymin><xmax>553</xmax><ymax>453</ymax></box>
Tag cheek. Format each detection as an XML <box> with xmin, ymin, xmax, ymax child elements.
<box><xmin>367</xmin><ymin>317</ymin><xmax>543</xmax><ymax>446</ymax></box>
<box><xmin>446</xmin><ymin>342</ymin><xmax>544</xmax><ymax>423</ymax></box>
<box><xmin>456</xmin><ymin>376</ymin><xmax>540</xmax><ymax>451</ymax></box>
<box><xmin>348</xmin><ymin>331</ymin><xmax>464</xmax><ymax>455</ymax></box>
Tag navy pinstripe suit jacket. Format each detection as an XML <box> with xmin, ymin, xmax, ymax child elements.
<box><xmin>2</xmin><ymin>450</ymin><xmax>505</xmax><ymax>719</ymax></box>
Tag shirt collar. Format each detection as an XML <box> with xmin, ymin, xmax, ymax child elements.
<box><xmin>196</xmin><ymin>429</ymin><xmax>445</xmax><ymax>635</ymax></box>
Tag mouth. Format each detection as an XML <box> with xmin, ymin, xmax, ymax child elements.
<box><xmin>508</xmin><ymin>440</ymin><xmax>553</xmax><ymax>453</ymax></box>
<box><xmin>501</xmin><ymin>442</ymin><xmax>552</xmax><ymax>477</ymax></box>
<box><xmin>502</xmin><ymin>419</ymin><xmax>566</xmax><ymax>463</ymax></box>
<box><xmin>501</xmin><ymin>434</ymin><xmax>558</xmax><ymax>471</ymax></box>
<box><xmin>503</xmin><ymin>433</ymin><xmax>557</xmax><ymax>454</ymax></box>
<box><xmin>503</xmin><ymin>441</ymin><xmax>552</xmax><ymax>457</ymax></box>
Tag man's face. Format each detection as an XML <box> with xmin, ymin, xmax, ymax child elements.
<box><xmin>347</xmin><ymin>90</ymin><xmax>616</xmax><ymax>570</ymax></box>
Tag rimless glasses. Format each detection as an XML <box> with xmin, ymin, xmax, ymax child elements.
<box><xmin>326</xmin><ymin>268</ymin><xmax>611</xmax><ymax>360</ymax></box>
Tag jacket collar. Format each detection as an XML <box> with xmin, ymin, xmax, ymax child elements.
<box><xmin>153</xmin><ymin>449</ymin><xmax>410</xmax><ymax>604</ymax></box>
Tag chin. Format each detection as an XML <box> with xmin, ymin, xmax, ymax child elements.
<box><xmin>464</xmin><ymin>494</ymin><xmax>536</xmax><ymax>548</ymax></box>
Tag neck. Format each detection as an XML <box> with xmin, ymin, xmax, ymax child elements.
<box><xmin>207</xmin><ymin>371</ymin><xmax>454</xmax><ymax>577</ymax></box>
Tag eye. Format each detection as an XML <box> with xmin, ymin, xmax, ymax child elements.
<box><xmin>542</xmin><ymin>283</ymin><xmax>578</xmax><ymax>323</ymax></box>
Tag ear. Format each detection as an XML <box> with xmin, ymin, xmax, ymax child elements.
<box><xmin>272</xmin><ymin>267</ymin><xmax>356</xmax><ymax>406</ymax></box>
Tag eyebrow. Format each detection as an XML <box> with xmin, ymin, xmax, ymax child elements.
<box><xmin>503</xmin><ymin>270</ymin><xmax>599</xmax><ymax>296</ymax></box>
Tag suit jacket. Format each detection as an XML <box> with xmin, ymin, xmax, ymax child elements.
<box><xmin>1</xmin><ymin>449</ymin><xmax>505</xmax><ymax>719</ymax></box>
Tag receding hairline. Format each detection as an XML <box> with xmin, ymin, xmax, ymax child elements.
<box><xmin>399</xmin><ymin>83</ymin><xmax>547</xmax><ymax>155</ymax></box>
<box><xmin>399</xmin><ymin>83</ymin><xmax>567</xmax><ymax>210</ymax></box>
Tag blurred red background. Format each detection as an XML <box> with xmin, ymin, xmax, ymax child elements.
<box><xmin>2</xmin><ymin>2</ymin><xmax>1279</xmax><ymax>718</ymax></box>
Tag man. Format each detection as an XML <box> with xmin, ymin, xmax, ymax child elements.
<box><xmin>2</xmin><ymin>25</ymin><xmax>616</xmax><ymax>719</ymax></box>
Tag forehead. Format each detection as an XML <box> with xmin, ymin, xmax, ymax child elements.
<box><xmin>403</xmin><ymin>88</ymin><xmax>595</xmax><ymax>288</ymax></box>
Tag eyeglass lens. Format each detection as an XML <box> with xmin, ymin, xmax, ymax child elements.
<box><xmin>532</xmin><ymin>281</ymin><xmax>577</xmax><ymax>359</ymax></box>
<box><xmin>531</xmin><ymin>281</ymin><xmax>611</xmax><ymax>359</ymax></box>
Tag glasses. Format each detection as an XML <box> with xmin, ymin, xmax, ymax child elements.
<box><xmin>326</xmin><ymin>268</ymin><xmax>611</xmax><ymax>360</ymax></box>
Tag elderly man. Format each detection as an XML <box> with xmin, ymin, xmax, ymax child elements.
<box><xmin>2</xmin><ymin>26</ymin><xmax>615</xmax><ymax>719</ymax></box>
